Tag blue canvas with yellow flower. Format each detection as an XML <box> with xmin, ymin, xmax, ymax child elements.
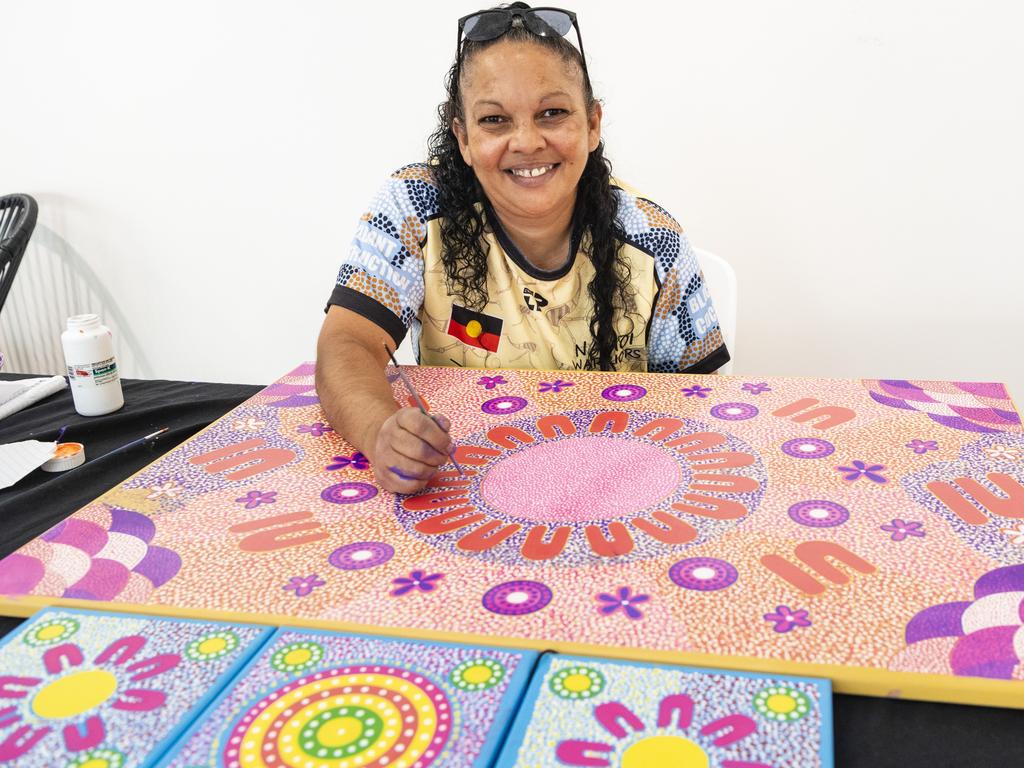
<box><xmin>156</xmin><ymin>627</ymin><xmax>537</xmax><ymax>768</ymax></box>
<box><xmin>496</xmin><ymin>654</ymin><xmax>832</xmax><ymax>768</ymax></box>
<box><xmin>0</xmin><ymin>607</ymin><xmax>272</xmax><ymax>768</ymax></box>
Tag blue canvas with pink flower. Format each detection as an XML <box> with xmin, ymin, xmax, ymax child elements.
<box><xmin>496</xmin><ymin>654</ymin><xmax>832</xmax><ymax>768</ymax></box>
<box><xmin>0</xmin><ymin>607</ymin><xmax>272</xmax><ymax>767</ymax></box>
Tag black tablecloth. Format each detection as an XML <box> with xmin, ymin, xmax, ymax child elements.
<box><xmin>0</xmin><ymin>374</ymin><xmax>1020</xmax><ymax>766</ymax></box>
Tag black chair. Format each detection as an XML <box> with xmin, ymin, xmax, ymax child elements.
<box><xmin>0</xmin><ymin>194</ymin><xmax>39</xmax><ymax>314</ymax></box>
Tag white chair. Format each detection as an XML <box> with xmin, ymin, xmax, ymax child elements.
<box><xmin>0</xmin><ymin>223</ymin><xmax>153</xmax><ymax>377</ymax></box>
<box><xmin>693</xmin><ymin>247</ymin><xmax>737</xmax><ymax>375</ymax></box>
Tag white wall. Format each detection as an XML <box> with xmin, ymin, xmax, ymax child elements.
<box><xmin>3</xmin><ymin>0</ymin><xmax>1022</xmax><ymax>402</ymax></box>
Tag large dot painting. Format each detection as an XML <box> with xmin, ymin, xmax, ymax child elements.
<box><xmin>3</xmin><ymin>361</ymin><xmax>1024</xmax><ymax>708</ymax></box>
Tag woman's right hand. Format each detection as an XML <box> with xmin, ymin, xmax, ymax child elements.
<box><xmin>368</xmin><ymin>408</ymin><xmax>454</xmax><ymax>494</ymax></box>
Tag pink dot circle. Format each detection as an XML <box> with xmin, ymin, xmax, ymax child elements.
<box><xmin>480</xmin><ymin>436</ymin><xmax>682</xmax><ymax>522</ymax></box>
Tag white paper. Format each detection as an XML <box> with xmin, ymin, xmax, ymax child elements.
<box><xmin>0</xmin><ymin>440</ymin><xmax>58</xmax><ymax>490</ymax></box>
<box><xmin>0</xmin><ymin>379</ymin><xmax>47</xmax><ymax>406</ymax></box>
<box><xmin>0</xmin><ymin>376</ymin><xmax>67</xmax><ymax>421</ymax></box>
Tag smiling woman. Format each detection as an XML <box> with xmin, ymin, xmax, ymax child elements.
<box><xmin>316</xmin><ymin>3</ymin><xmax>731</xmax><ymax>494</ymax></box>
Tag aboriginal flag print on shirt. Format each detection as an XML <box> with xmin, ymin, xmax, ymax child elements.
<box><xmin>448</xmin><ymin>305</ymin><xmax>502</xmax><ymax>352</ymax></box>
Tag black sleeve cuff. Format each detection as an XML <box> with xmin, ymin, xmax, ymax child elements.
<box><xmin>682</xmin><ymin>343</ymin><xmax>731</xmax><ymax>374</ymax></box>
<box><xmin>325</xmin><ymin>285</ymin><xmax>408</xmax><ymax>348</ymax></box>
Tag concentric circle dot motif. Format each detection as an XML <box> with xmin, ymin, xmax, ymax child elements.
<box><xmin>270</xmin><ymin>640</ymin><xmax>325</xmax><ymax>674</ymax></box>
<box><xmin>321</xmin><ymin>482</ymin><xmax>379</xmax><ymax>505</ymax></box>
<box><xmin>549</xmin><ymin>666</ymin><xmax>606</xmax><ymax>700</ymax></box>
<box><xmin>481</xmin><ymin>396</ymin><xmax>529</xmax><ymax>415</ymax></box>
<box><xmin>788</xmin><ymin>500</ymin><xmax>850</xmax><ymax>528</ymax></box>
<box><xmin>482</xmin><ymin>580</ymin><xmax>553</xmax><ymax>615</ymax></box>
<box><xmin>753</xmin><ymin>686</ymin><xmax>812</xmax><ymax>723</ymax></box>
<box><xmin>449</xmin><ymin>658</ymin><xmax>506</xmax><ymax>692</ymax></box>
<box><xmin>668</xmin><ymin>557</ymin><xmax>739</xmax><ymax>591</ymax></box>
<box><xmin>780</xmin><ymin>438</ymin><xmax>835</xmax><ymax>460</ymax></box>
<box><xmin>25</xmin><ymin>617</ymin><xmax>80</xmax><ymax>648</ymax></box>
<box><xmin>298</xmin><ymin>705</ymin><xmax>384</xmax><ymax>759</ymax></box>
<box><xmin>328</xmin><ymin>541</ymin><xmax>395</xmax><ymax>570</ymax></box>
<box><xmin>222</xmin><ymin>665</ymin><xmax>453</xmax><ymax>768</ymax></box>
<box><xmin>185</xmin><ymin>630</ymin><xmax>240</xmax><ymax>662</ymax></box>
<box><xmin>66</xmin><ymin>748</ymin><xmax>126</xmax><ymax>768</ymax></box>
<box><xmin>601</xmin><ymin>384</ymin><xmax>647</xmax><ymax>402</ymax></box>
<box><xmin>709</xmin><ymin>402</ymin><xmax>759</xmax><ymax>421</ymax></box>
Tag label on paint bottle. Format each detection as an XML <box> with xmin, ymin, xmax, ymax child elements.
<box><xmin>67</xmin><ymin>357</ymin><xmax>119</xmax><ymax>387</ymax></box>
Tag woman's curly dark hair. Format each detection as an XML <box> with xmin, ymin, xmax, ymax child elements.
<box><xmin>426</xmin><ymin>8</ymin><xmax>635</xmax><ymax>370</ymax></box>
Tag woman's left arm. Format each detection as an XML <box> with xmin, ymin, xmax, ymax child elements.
<box><xmin>643</xmin><ymin>226</ymin><xmax>731</xmax><ymax>374</ymax></box>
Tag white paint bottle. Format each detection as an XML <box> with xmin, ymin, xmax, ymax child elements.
<box><xmin>61</xmin><ymin>314</ymin><xmax>125</xmax><ymax>416</ymax></box>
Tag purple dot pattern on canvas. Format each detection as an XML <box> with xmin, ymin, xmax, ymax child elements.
<box><xmin>780</xmin><ymin>438</ymin><xmax>836</xmax><ymax>459</ymax></box>
<box><xmin>481</xmin><ymin>396</ymin><xmax>529</xmax><ymax>415</ymax></box>
<box><xmin>788</xmin><ymin>500</ymin><xmax>850</xmax><ymax>528</ymax></box>
<box><xmin>709</xmin><ymin>402</ymin><xmax>759</xmax><ymax>421</ymax></box>
<box><xmin>601</xmin><ymin>384</ymin><xmax>647</xmax><ymax>402</ymax></box>
<box><xmin>320</xmin><ymin>482</ymin><xmax>378</xmax><ymax>504</ymax></box>
<box><xmin>669</xmin><ymin>557</ymin><xmax>739</xmax><ymax>591</ymax></box>
<box><xmin>482</xmin><ymin>580</ymin><xmax>553</xmax><ymax>615</ymax></box>
<box><xmin>328</xmin><ymin>541</ymin><xmax>395</xmax><ymax>570</ymax></box>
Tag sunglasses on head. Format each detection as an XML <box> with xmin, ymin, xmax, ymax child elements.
<box><xmin>455</xmin><ymin>6</ymin><xmax>590</xmax><ymax>88</ymax></box>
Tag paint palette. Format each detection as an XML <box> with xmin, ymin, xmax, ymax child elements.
<box><xmin>157</xmin><ymin>628</ymin><xmax>536</xmax><ymax>767</ymax></box>
<box><xmin>0</xmin><ymin>607</ymin><xmax>271</xmax><ymax>767</ymax></box>
<box><xmin>1</xmin><ymin>363</ymin><xmax>1022</xmax><ymax>706</ymax></box>
<box><xmin>495</xmin><ymin>654</ymin><xmax>832</xmax><ymax>767</ymax></box>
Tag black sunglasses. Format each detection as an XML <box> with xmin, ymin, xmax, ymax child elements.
<box><xmin>455</xmin><ymin>6</ymin><xmax>590</xmax><ymax>89</ymax></box>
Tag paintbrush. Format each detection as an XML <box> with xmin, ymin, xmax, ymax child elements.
<box><xmin>62</xmin><ymin>427</ymin><xmax>170</xmax><ymax>475</ymax></box>
<box><xmin>384</xmin><ymin>344</ymin><xmax>466</xmax><ymax>476</ymax></box>
<box><xmin>101</xmin><ymin>427</ymin><xmax>170</xmax><ymax>461</ymax></box>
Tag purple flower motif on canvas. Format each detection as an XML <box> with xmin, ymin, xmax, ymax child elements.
<box><xmin>836</xmin><ymin>460</ymin><xmax>888</xmax><ymax>484</ymax></box>
<box><xmin>478</xmin><ymin>375</ymin><xmax>507</xmax><ymax>390</ymax></box>
<box><xmin>391</xmin><ymin>570</ymin><xmax>444</xmax><ymax>596</ymax></box>
<box><xmin>235</xmin><ymin>490</ymin><xmax>277</xmax><ymax>509</ymax></box>
<box><xmin>881</xmin><ymin>519</ymin><xmax>925</xmax><ymax>541</ymax></box>
<box><xmin>539</xmin><ymin>380</ymin><xmax>574</xmax><ymax>394</ymax></box>
<box><xmin>283</xmin><ymin>574</ymin><xmax>325</xmax><ymax>597</ymax></box>
<box><xmin>596</xmin><ymin>587</ymin><xmax>650</xmax><ymax>620</ymax></box>
<box><xmin>906</xmin><ymin>439</ymin><xmax>938</xmax><ymax>455</ymax></box>
<box><xmin>764</xmin><ymin>605</ymin><xmax>812</xmax><ymax>633</ymax></box>
<box><xmin>326</xmin><ymin>452</ymin><xmax>370</xmax><ymax>471</ymax></box>
<box><xmin>681</xmin><ymin>385</ymin><xmax>713</xmax><ymax>398</ymax></box>
<box><xmin>298</xmin><ymin>422</ymin><xmax>333</xmax><ymax>437</ymax></box>
<box><xmin>741</xmin><ymin>382</ymin><xmax>772</xmax><ymax>395</ymax></box>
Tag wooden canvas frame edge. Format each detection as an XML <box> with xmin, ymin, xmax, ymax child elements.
<box><xmin>1</xmin><ymin>594</ymin><xmax>1020</xmax><ymax>709</ymax></box>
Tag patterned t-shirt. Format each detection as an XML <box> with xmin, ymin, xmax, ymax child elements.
<box><xmin>327</xmin><ymin>163</ymin><xmax>729</xmax><ymax>373</ymax></box>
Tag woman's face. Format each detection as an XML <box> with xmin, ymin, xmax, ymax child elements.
<box><xmin>454</xmin><ymin>39</ymin><xmax>602</xmax><ymax>227</ymax></box>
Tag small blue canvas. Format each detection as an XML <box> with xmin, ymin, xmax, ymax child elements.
<box><xmin>495</xmin><ymin>654</ymin><xmax>833</xmax><ymax>768</ymax></box>
<box><xmin>158</xmin><ymin>627</ymin><xmax>537</xmax><ymax>768</ymax></box>
<box><xmin>0</xmin><ymin>607</ymin><xmax>272</xmax><ymax>768</ymax></box>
